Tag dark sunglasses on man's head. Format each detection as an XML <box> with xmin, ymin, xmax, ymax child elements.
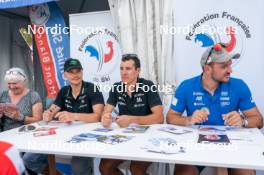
<box><xmin>205</xmin><ymin>43</ymin><xmax>240</xmax><ymax>65</ymax></box>
<box><xmin>204</xmin><ymin>43</ymin><xmax>226</xmax><ymax>65</ymax></box>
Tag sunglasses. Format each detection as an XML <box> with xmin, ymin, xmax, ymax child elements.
<box><xmin>204</xmin><ymin>43</ymin><xmax>227</xmax><ymax>65</ymax></box>
<box><xmin>18</xmin><ymin>125</ymin><xmax>36</xmax><ymax>132</ymax></box>
<box><xmin>6</xmin><ymin>70</ymin><xmax>26</xmax><ymax>78</ymax></box>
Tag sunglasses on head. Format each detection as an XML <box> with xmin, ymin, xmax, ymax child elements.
<box><xmin>205</xmin><ymin>43</ymin><xmax>228</xmax><ymax>65</ymax></box>
<box><xmin>6</xmin><ymin>70</ymin><xmax>26</xmax><ymax>78</ymax></box>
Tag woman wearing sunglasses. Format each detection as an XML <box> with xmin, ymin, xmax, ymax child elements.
<box><xmin>0</xmin><ymin>67</ymin><xmax>46</xmax><ymax>175</ymax></box>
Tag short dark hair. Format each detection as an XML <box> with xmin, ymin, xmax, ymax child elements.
<box><xmin>121</xmin><ymin>54</ymin><xmax>141</xmax><ymax>69</ymax></box>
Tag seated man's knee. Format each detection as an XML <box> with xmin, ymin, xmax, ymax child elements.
<box><xmin>99</xmin><ymin>159</ymin><xmax>109</xmax><ymax>174</ymax></box>
<box><xmin>229</xmin><ymin>168</ymin><xmax>256</xmax><ymax>175</ymax></box>
<box><xmin>71</xmin><ymin>157</ymin><xmax>93</xmax><ymax>175</ymax></box>
<box><xmin>174</xmin><ymin>165</ymin><xmax>199</xmax><ymax>175</ymax></box>
<box><xmin>130</xmin><ymin>161</ymin><xmax>151</xmax><ymax>175</ymax></box>
<box><xmin>23</xmin><ymin>153</ymin><xmax>48</xmax><ymax>173</ymax></box>
<box><xmin>99</xmin><ymin>159</ymin><xmax>123</xmax><ymax>175</ymax></box>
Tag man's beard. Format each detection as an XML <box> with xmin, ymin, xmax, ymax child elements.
<box><xmin>212</xmin><ymin>74</ymin><xmax>230</xmax><ymax>83</ymax></box>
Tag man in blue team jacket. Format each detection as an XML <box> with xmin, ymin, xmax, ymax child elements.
<box><xmin>167</xmin><ymin>43</ymin><xmax>263</xmax><ymax>175</ymax></box>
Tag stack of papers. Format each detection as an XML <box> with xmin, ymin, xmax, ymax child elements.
<box><xmin>38</xmin><ymin>120</ymin><xmax>72</xmax><ymax>127</ymax></box>
<box><xmin>123</xmin><ymin>124</ymin><xmax>149</xmax><ymax>133</ymax></box>
<box><xmin>158</xmin><ymin>126</ymin><xmax>193</xmax><ymax>135</ymax></box>
<box><xmin>67</xmin><ymin>133</ymin><xmax>133</xmax><ymax>145</ymax></box>
<box><xmin>93</xmin><ymin>127</ymin><xmax>113</xmax><ymax>133</ymax></box>
<box><xmin>67</xmin><ymin>133</ymin><xmax>102</xmax><ymax>143</ymax></box>
<box><xmin>97</xmin><ymin>135</ymin><xmax>133</xmax><ymax>145</ymax></box>
<box><xmin>198</xmin><ymin>125</ymin><xmax>238</xmax><ymax>133</ymax></box>
<box><xmin>198</xmin><ymin>134</ymin><xmax>230</xmax><ymax>144</ymax></box>
<box><xmin>197</xmin><ymin>126</ymin><xmax>232</xmax><ymax>144</ymax></box>
<box><xmin>143</xmin><ymin>138</ymin><xmax>186</xmax><ymax>154</ymax></box>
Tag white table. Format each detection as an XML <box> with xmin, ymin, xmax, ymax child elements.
<box><xmin>1</xmin><ymin>122</ymin><xmax>264</xmax><ymax>171</ymax></box>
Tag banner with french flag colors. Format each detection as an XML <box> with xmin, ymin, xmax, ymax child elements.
<box><xmin>69</xmin><ymin>11</ymin><xmax>122</xmax><ymax>100</ymax></box>
<box><xmin>29</xmin><ymin>1</ymin><xmax>70</xmax><ymax>98</ymax></box>
<box><xmin>163</xmin><ymin>0</ymin><xmax>264</xmax><ymax>116</ymax></box>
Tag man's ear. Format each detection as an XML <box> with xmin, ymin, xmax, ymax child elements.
<box><xmin>203</xmin><ymin>64</ymin><xmax>211</xmax><ymax>73</ymax></box>
<box><xmin>136</xmin><ymin>68</ymin><xmax>141</xmax><ymax>77</ymax></box>
<box><xmin>63</xmin><ymin>72</ymin><xmax>67</xmax><ymax>79</ymax></box>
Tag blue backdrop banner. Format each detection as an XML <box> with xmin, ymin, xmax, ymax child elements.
<box><xmin>0</xmin><ymin>0</ymin><xmax>54</xmax><ymax>9</ymax></box>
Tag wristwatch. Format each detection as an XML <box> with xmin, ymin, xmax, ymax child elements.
<box><xmin>243</xmin><ymin>117</ymin><xmax>249</xmax><ymax>127</ymax></box>
<box><xmin>240</xmin><ymin>113</ymin><xmax>249</xmax><ymax>127</ymax></box>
